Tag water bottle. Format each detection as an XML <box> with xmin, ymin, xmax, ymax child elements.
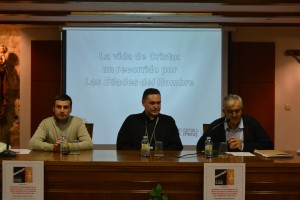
<box><xmin>141</xmin><ymin>136</ymin><xmax>150</xmax><ymax>157</ymax></box>
<box><xmin>205</xmin><ymin>137</ymin><xmax>213</xmax><ymax>158</ymax></box>
<box><xmin>60</xmin><ymin>134</ymin><xmax>69</xmax><ymax>155</ymax></box>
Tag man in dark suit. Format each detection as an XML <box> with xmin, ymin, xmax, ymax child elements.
<box><xmin>197</xmin><ymin>94</ymin><xmax>273</xmax><ymax>153</ymax></box>
<box><xmin>117</xmin><ymin>88</ymin><xmax>183</xmax><ymax>151</ymax></box>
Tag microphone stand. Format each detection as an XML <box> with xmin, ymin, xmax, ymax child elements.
<box><xmin>206</xmin><ymin>118</ymin><xmax>230</xmax><ymax>156</ymax></box>
<box><xmin>209</xmin><ymin>118</ymin><xmax>230</xmax><ymax>134</ymax></box>
<box><xmin>0</xmin><ymin>125</ymin><xmax>16</xmax><ymax>157</ymax></box>
<box><xmin>0</xmin><ymin>143</ymin><xmax>16</xmax><ymax>157</ymax></box>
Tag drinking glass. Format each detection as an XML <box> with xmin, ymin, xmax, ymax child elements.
<box><xmin>69</xmin><ymin>140</ymin><xmax>80</xmax><ymax>155</ymax></box>
<box><xmin>218</xmin><ymin>142</ymin><xmax>228</xmax><ymax>158</ymax></box>
<box><xmin>154</xmin><ymin>141</ymin><xmax>164</xmax><ymax>157</ymax></box>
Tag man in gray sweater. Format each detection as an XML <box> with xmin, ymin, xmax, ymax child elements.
<box><xmin>28</xmin><ymin>94</ymin><xmax>93</xmax><ymax>152</ymax></box>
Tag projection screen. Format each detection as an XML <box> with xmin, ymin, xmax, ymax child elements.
<box><xmin>62</xmin><ymin>27</ymin><xmax>226</xmax><ymax>146</ymax></box>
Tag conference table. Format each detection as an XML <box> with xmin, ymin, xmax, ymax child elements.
<box><xmin>1</xmin><ymin>150</ymin><xmax>300</xmax><ymax>200</ymax></box>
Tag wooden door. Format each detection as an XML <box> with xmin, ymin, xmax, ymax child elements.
<box><xmin>31</xmin><ymin>40</ymin><xmax>62</xmax><ymax>135</ymax></box>
<box><xmin>229</xmin><ymin>42</ymin><xmax>275</xmax><ymax>142</ymax></box>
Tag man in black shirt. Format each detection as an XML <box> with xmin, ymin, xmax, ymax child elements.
<box><xmin>116</xmin><ymin>88</ymin><xmax>183</xmax><ymax>150</ymax></box>
<box><xmin>197</xmin><ymin>94</ymin><xmax>273</xmax><ymax>153</ymax></box>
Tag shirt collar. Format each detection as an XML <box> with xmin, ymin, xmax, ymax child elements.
<box><xmin>224</xmin><ymin>118</ymin><xmax>244</xmax><ymax>130</ymax></box>
<box><xmin>142</xmin><ymin>111</ymin><xmax>160</xmax><ymax>121</ymax></box>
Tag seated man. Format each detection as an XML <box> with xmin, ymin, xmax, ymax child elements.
<box><xmin>197</xmin><ymin>94</ymin><xmax>274</xmax><ymax>153</ymax></box>
<box><xmin>28</xmin><ymin>94</ymin><xmax>93</xmax><ymax>152</ymax></box>
<box><xmin>117</xmin><ymin>88</ymin><xmax>183</xmax><ymax>151</ymax></box>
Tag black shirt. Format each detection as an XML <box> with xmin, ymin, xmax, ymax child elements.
<box><xmin>196</xmin><ymin>115</ymin><xmax>274</xmax><ymax>152</ymax></box>
<box><xmin>117</xmin><ymin>111</ymin><xmax>183</xmax><ymax>150</ymax></box>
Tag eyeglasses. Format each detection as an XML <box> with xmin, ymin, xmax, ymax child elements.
<box><xmin>225</xmin><ymin>109</ymin><xmax>241</xmax><ymax>115</ymax></box>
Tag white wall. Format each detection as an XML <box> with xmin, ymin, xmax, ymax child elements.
<box><xmin>20</xmin><ymin>27</ymin><xmax>60</xmax><ymax>148</ymax></box>
<box><xmin>232</xmin><ymin>27</ymin><xmax>300</xmax><ymax>150</ymax></box>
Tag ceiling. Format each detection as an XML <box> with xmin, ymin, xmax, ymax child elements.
<box><xmin>1</xmin><ymin>0</ymin><xmax>300</xmax><ymax>27</ymax></box>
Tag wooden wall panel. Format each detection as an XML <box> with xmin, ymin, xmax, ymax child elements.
<box><xmin>31</xmin><ymin>41</ymin><xmax>61</xmax><ymax>81</ymax></box>
<box><xmin>31</xmin><ymin>40</ymin><xmax>62</xmax><ymax>135</ymax></box>
<box><xmin>230</xmin><ymin>42</ymin><xmax>275</xmax><ymax>142</ymax></box>
<box><xmin>238</xmin><ymin>43</ymin><xmax>275</xmax><ymax>83</ymax></box>
<box><xmin>240</xmin><ymin>83</ymin><xmax>275</xmax><ymax>142</ymax></box>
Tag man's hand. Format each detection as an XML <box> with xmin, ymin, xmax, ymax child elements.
<box><xmin>53</xmin><ymin>137</ymin><xmax>62</xmax><ymax>153</ymax></box>
<box><xmin>228</xmin><ymin>137</ymin><xmax>242</xmax><ymax>151</ymax></box>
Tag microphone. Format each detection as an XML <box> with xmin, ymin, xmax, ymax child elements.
<box><xmin>0</xmin><ymin>130</ymin><xmax>16</xmax><ymax>157</ymax></box>
<box><xmin>206</xmin><ymin>118</ymin><xmax>230</xmax><ymax>156</ymax></box>
<box><xmin>209</xmin><ymin>118</ymin><xmax>230</xmax><ymax>134</ymax></box>
<box><xmin>0</xmin><ymin>143</ymin><xmax>16</xmax><ymax>157</ymax></box>
<box><xmin>0</xmin><ymin>100</ymin><xmax>17</xmax><ymax>157</ymax></box>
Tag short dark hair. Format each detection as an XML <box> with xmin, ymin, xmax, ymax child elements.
<box><xmin>142</xmin><ymin>88</ymin><xmax>160</xmax><ymax>100</ymax></box>
<box><xmin>53</xmin><ymin>94</ymin><xmax>72</xmax><ymax>107</ymax></box>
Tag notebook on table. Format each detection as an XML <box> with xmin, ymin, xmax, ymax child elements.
<box><xmin>254</xmin><ymin>149</ymin><xmax>293</xmax><ymax>158</ymax></box>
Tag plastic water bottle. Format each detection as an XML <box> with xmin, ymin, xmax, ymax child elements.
<box><xmin>60</xmin><ymin>134</ymin><xmax>69</xmax><ymax>155</ymax></box>
<box><xmin>141</xmin><ymin>136</ymin><xmax>150</xmax><ymax>157</ymax></box>
<box><xmin>205</xmin><ymin>137</ymin><xmax>213</xmax><ymax>158</ymax></box>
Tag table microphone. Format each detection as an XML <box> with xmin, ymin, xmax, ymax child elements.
<box><xmin>208</xmin><ymin>118</ymin><xmax>230</xmax><ymax>135</ymax></box>
<box><xmin>206</xmin><ymin>118</ymin><xmax>230</xmax><ymax>157</ymax></box>
<box><xmin>0</xmin><ymin>143</ymin><xmax>16</xmax><ymax>157</ymax></box>
<box><xmin>0</xmin><ymin>130</ymin><xmax>16</xmax><ymax>157</ymax></box>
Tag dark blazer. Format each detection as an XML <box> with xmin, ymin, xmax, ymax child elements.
<box><xmin>197</xmin><ymin>115</ymin><xmax>274</xmax><ymax>152</ymax></box>
<box><xmin>117</xmin><ymin>111</ymin><xmax>183</xmax><ymax>151</ymax></box>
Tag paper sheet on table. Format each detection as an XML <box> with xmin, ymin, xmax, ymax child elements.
<box><xmin>226</xmin><ymin>152</ymin><xmax>255</xmax><ymax>156</ymax></box>
<box><xmin>10</xmin><ymin>149</ymin><xmax>31</xmax><ymax>154</ymax></box>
